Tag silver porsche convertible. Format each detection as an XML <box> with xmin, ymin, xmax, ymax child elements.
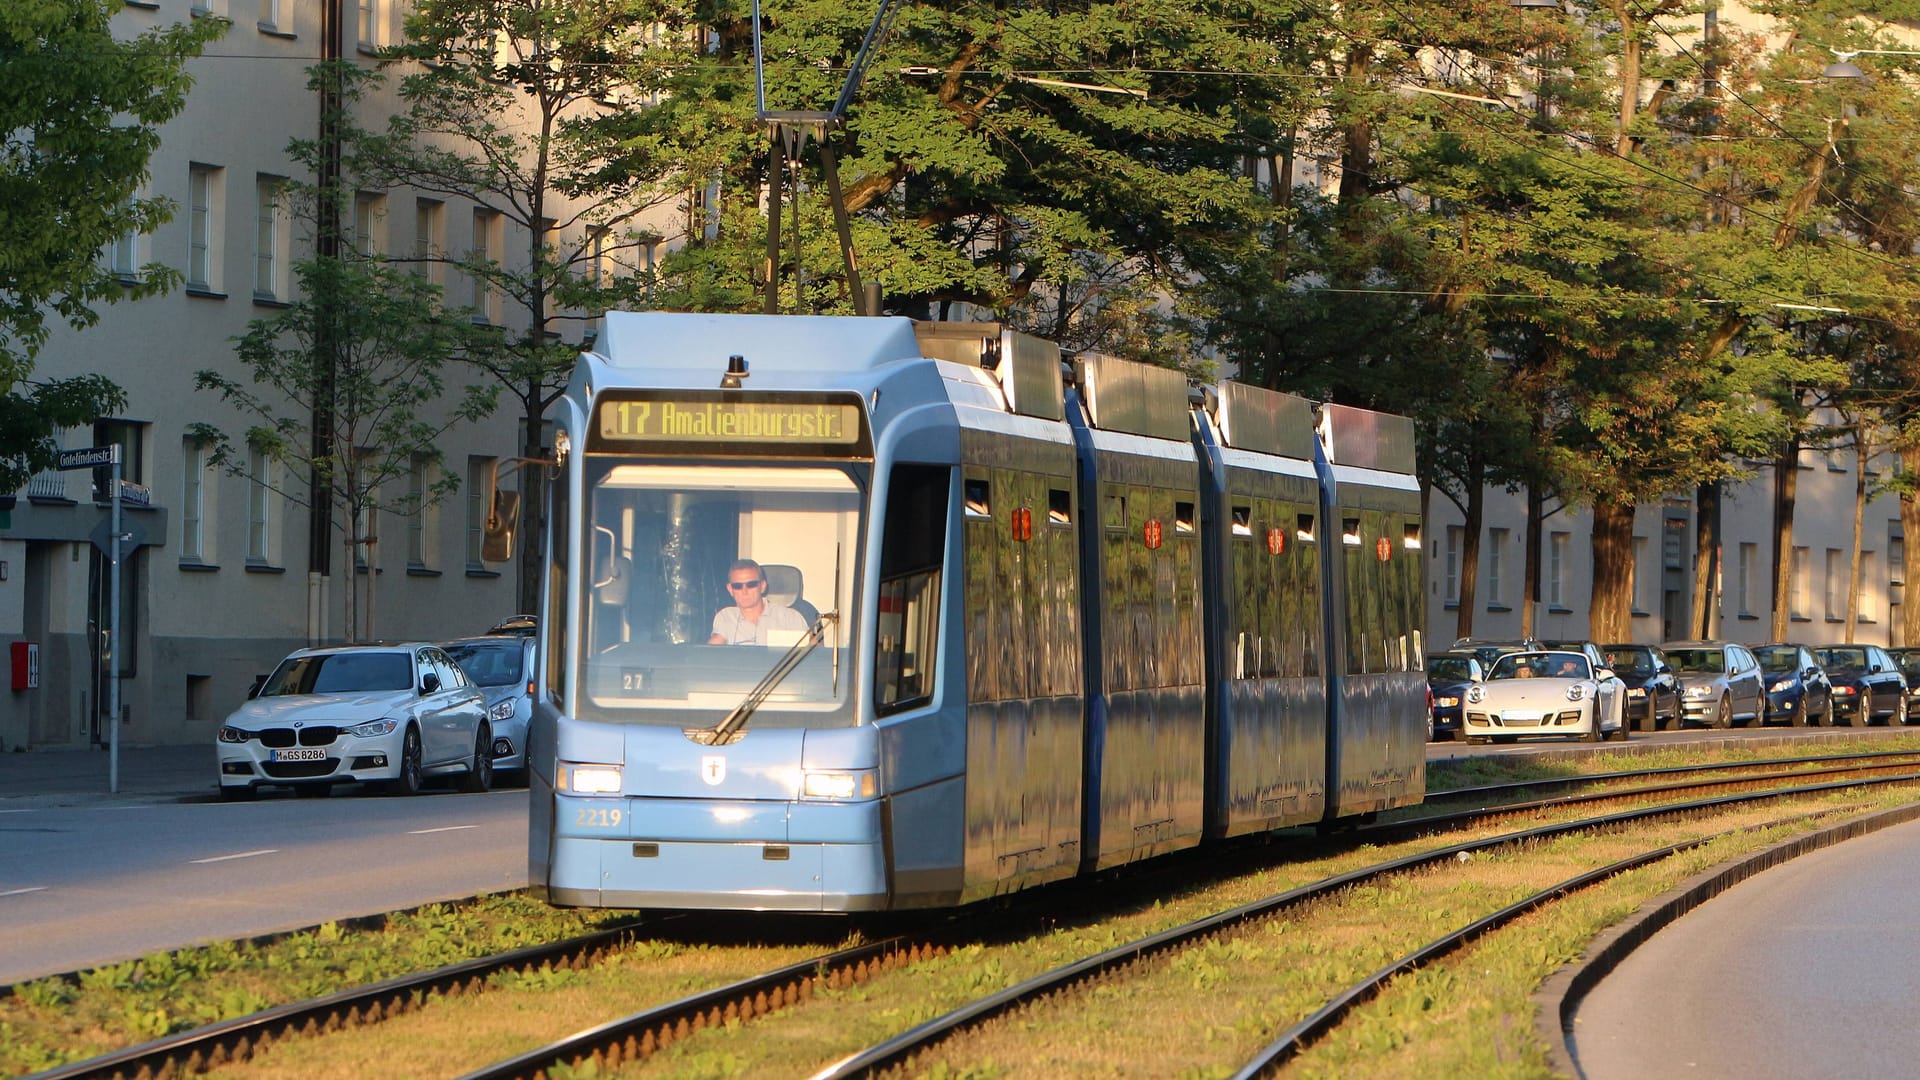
<box><xmin>1461</xmin><ymin>649</ymin><xmax>1626</xmax><ymax>744</ymax></box>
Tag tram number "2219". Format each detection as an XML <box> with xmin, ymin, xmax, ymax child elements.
<box><xmin>576</xmin><ymin>808</ymin><xmax>623</xmax><ymax>828</ymax></box>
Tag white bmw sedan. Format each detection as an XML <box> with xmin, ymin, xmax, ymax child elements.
<box><xmin>1462</xmin><ymin>650</ymin><xmax>1624</xmax><ymax>745</ymax></box>
<box><xmin>216</xmin><ymin>644</ymin><xmax>492</xmax><ymax>799</ymax></box>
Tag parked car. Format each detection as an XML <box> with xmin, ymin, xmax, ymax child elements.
<box><xmin>1539</xmin><ymin>638</ymin><xmax>1630</xmax><ymax>733</ymax></box>
<box><xmin>1814</xmin><ymin>644</ymin><xmax>1909</xmax><ymax>727</ymax></box>
<box><xmin>1425</xmin><ymin>651</ymin><xmax>1483</xmax><ymax>741</ymax></box>
<box><xmin>1602</xmin><ymin>643</ymin><xmax>1681</xmax><ymax>732</ymax></box>
<box><xmin>487</xmin><ymin>614</ymin><xmax>539</xmax><ymax>637</ymax></box>
<box><xmin>1662</xmin><ymin>641</ymin><xmax>1766</xmax><ymax>728</ymax></box>
<box><xmin>216</xmin><ymin>643</ymin><xmax>493</xmax><ymax>800</ymax></box>
<box><xmin>1888</xmin><ymin>647</ymin><xmax>1920</xmax><ymax>719</ymax></box>
<box><xmin>1462</xmin><ymin>649</ymin><xmax>1625</xmax><ymax>744</ymax></box>
<box><xmin>1752</xmin><ymin>643</ymin><xmax>1833</xmax><ymax>727</ymax></box>
<box><xmin>1450</xmin><ymin>638</ymin><xmax>1542</xmax><ymax>673</ymax></box>
<box><xmin>442</xmin><ymin>634</ymin><xmax>537</xmax><ymax>781</ymax></box>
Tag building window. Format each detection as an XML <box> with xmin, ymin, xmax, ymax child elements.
<box><xmin>104</xmin><ymin>194</ymin><xmax>141</xmax><ymax>281</ymax></box>
<box><xmin>471</xmin><ymin>208</ymin><xmax>501</xmax><ymax>324</ymax></box>
<box><xmin>467</xmin><ymin>456</ymin><xmax>495</xmax><ymax>568</ymax></box>
<box><xmin>253</xmin><ymin>176</ymin><xmax>287</xmax><ymax>300</ymax></box>
<box><xmin>187</xmin><ymin>164</ymin><xmax>222</xmax><ymax>291</ymax></box>
<box><xmin>182</xmin><ymin>440</ymin><xmax>206</xmax><ymax>562</ymax></box>
<box><xmin>406</xmin><ymin>456</ymin><xmax>432</xmax><ymax>568</ymax></box>
<box><xmin>1737</xmin><ymin>542</ymin><xmax>1757</xmax><ymax>617</ymax></box>
<box><xmin>356</xmin><ymin>0</ymin><xmax>381</xmax><ymax>49</ymax></box>
<box><xmin>246</xmin><ymin>447</ymin><xmax>272</xmax><ymax>564</ymax></box>
<box><xmin>1443</xmin><ymin>525</ymin><xmax>1461</xmax><ymax>604</ymax></box>
<box><xmin>1487</xmin><ymin>528</ymin><xmax>1507</xmax><ymax>606</ymax></box>
<box><xmin>1548</xmin><ymin>531</ymin><xmax>1568</xmax><ymax>607</ymax></box>
<box><xmin>259</xmin><ymin>0</ymin><xmax>282</xmax><ymax>30</ymax></box>
<box><xmin>91</xmin><ymin>419</ymin><xmax>147</xmax><ymax>501</ymax></box>
<box><xmin>1792</xmin><ymin>547</ymin><xmax>1811</xmax><ymax>619</ymax></box>
<box><xmin>414</xmin><ymin>198</ymin><xmax>444</xmax><ymax>283</ymax></box>
<box><xmin>1825</xmin><ymin>548</ymin><xmax>1843</xmax><ymax>620</ymax></box>
<box><xmin>352</xmin><ymin>449</ymin><xmax>378</xmax><ymax>571</ymax></box>
<box><xmin>1632</xmin><ymin>535</ymin><xmax>1649</xmax><ymax>613</ymax></box>
<box><xmin>353</xmin><ymin>192</ymin><xmax>386</xmax><ymax>256</ymax></box>
<box><xmin>1861</xmin><ymin>551</ymin><xmax>1879</xmax><ymax>622</ymax></box>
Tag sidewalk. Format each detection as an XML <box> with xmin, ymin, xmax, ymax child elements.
<box><xmin>0</xmin><ymin>745</ymin><xmax>214</xmax><ymax>806</ymax></box>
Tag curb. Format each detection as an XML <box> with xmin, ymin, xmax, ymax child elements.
<box><xmin>1533</xmin><ymin>800</ymin><xmax>1920</xmax><ymax>1077</ymax></box>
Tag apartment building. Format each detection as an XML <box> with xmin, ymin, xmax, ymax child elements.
<box><xmin>0</xmin><ymin>0</ymin><xmax>661</xmax><ymax>751</ymax></box>
<box><xmin>1425</xmin><ymin>433</ymin><xmax>1907</xmax><ymax>651</ymax></box>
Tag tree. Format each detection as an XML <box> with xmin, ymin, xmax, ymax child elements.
<box><xmin>358</xmin><ymin>2</ymin><xmax>684</xmax><ymax>614</ymax></box>
<box><xmin>0</xmin><ymin>0</ymin><xmax>223</xmax><ymax>490</ymax></box>
<box><xmin>192</xmin><ymin>255</ymin><xmax>497</xmax><ymax>642</ymax></box>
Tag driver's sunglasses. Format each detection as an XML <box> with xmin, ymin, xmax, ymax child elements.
<box><xmin>728</xmin><ymin>579</ymin><xmax>767</xmax><ymax>590</ymax></box>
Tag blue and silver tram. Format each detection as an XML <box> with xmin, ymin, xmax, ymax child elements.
<box><xmin>523</xmin><ymin>312</ymin><xmax>1425</xmax><ymax>912</ymax></box>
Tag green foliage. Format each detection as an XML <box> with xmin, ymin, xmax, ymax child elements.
<box><xmin>0</xmin><ymin>0</ymin><xmax>223</xmax><ymax>490</ymax></box>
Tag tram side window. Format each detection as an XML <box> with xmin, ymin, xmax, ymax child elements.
<box><xmin>876</xmin><ymin>464</ymin><xmax>949</xmax><ymax>712</ymax></box>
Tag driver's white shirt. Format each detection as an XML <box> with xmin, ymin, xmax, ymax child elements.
<box><xmin>712</xmin><ymin>603</ymin><xmax>810</xmax><ymax>645</ymax></box>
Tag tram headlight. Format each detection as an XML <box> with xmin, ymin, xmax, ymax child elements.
<box><xmin>557</xmin><ymin>762</ymin><xmax>624</xmax><ymax>795</ymax></box>
<box><xmin>802</xmin><ymin>770</ymin><xmax>877</xmax><ymax>800</ymax></box>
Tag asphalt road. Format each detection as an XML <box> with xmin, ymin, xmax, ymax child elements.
<box><xmin>0</xmin><ymin>787</ymin><xmax>526</xmax><ymax>985</ymax></box>
<box><xmin>1571</xmin><ymin>815</ymin><xmax>1920</xmax><ymax>1079</ymax></box>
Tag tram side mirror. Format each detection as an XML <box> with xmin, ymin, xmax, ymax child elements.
<box><xmin>482</xmin><ymin>490</ymin><xmax>520</xmax><ymax>563</ymax></box>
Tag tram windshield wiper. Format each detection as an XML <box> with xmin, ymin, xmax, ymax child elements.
<box><xmin>687</xmin><ymin>610</ymin><xmax>838</xmax><ymax>746</ymax></box>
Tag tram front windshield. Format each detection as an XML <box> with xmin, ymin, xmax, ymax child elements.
<box><xmin>579</xmin><ymin>462</ymin><xmax>861</xmax><ymax>726</ymax></box>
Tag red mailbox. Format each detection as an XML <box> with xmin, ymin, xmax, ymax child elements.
<box><xmin>10</xmin><ymin>641</ymin><xmax>38</xmax><ymax>691</ymax></box>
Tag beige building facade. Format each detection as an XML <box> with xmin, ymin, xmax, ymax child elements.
<box><xmin>0</xmin><ymin>0</ymin><xmax>662</xmax><ymax>751</ymax></box>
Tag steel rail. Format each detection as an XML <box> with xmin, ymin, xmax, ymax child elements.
<box><xmin>24</xmin><ymin>921</ymin><xmax>649</xmax><ymax>1080</ymax></box>
<box><xmin>1368</xmin><ymin>757</ymin><xmax>1920</xmax><ymax>841</ymax></box>
<box><xmin>454</xmin><ymin>936</ymin><xmax>948</xmax><ymax>1080</ymax></box>
<box><xmin>1229</xmin><ymin>801</ymin><xmax>1910</xmax><ymax>1078</ymax></box>
<box><xmin>1426</xmin><ymin>746</ymin><xmax>1920</xmax><ymax>801</ymax></box>
<box><xmin>806</xmin><ymin>771</ymin><xmax>1920</xmax><ymax>1079</ymax></box>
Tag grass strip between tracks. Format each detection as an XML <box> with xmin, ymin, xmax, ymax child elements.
<box><xmin>10</xmin><ymin>738</ymin><xmax>1920</xmax><ymax>1078</ymax></box>
<box><xmin>200</xmin><ymin>780</ymin><xmax>1920</xmax><ymax>1078</ymax></box>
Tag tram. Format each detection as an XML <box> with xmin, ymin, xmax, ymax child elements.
<box><xmin>510</xmin><ymin>312</ymin><xmax>1425</xmax><ymax>912</ymax></box>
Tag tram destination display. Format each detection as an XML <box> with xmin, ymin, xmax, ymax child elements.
<box><xmin>591</xmin><ymin>393</ymin><xmax>869</xmax><ymax>455</ymax></box>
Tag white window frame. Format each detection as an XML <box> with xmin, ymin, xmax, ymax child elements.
<box><xmin>253</xmin><ymin>175</ymin><xmax>288</xmax><ymax>300</ymax></box>
<box><xmin>1548</xmin><ymin>531</ymin><xmax>1568</xmax><ymax>608</ymax></box>
<box><xmin>1737</xmin><ymin>542</ymin><xmax>1756</xmax><ymax>617</ymax></box>
<box><xmin>182</xmin><ymin>442</ymin><xmax>206</xmax><ymax>562</ymax></box>
<box><xmin>1792</xmin><ymin>547</ymin><xmax>1811</xmax><ymax>619</ymax></box>
<box><xmin>356</xmin><ymin>0</ymin><xmax>381</xmax><ymax>49</ymax></box>
<box><xmin>353</xmin><ymin>192</ymin><xmax>387</xmax><ymax>256</ymax></box>
<box><xmin>1487</xmin><ymin>528</ymin><xmax>1507</xmax><ymax>606</ymax></box>
<box><xmin>471</xmin><ymin>208</ymin><xmax>500</xmax><ymax>323</ymax></box>
<box><xmin>407</xmin><ymin>456</ymin><xmax>432</xmax><ymax>568</ymax></box>
<box><xmin>1444</xmin><ymin>525</ymin><xmax>1461</xmax><ymax>604</ymax></box>
<box><xmin>414</xmin><ymin>197</ymin><xmax>443</xmax><ymax>283</ymax></box>
<box><xmin>247</xmin><ymin>447</ymin><xmax>273</xmax><ymax>564</ymax></box>
<box><xmin>1825</xmin><ymin>548</ymin><xmax>1843</xmax><ymax>620</ymax></box>
<box><xmin>187</xmin><ymin>164</ymin><xmax>221</xmax><ymax>291</ymax></box>
<box><xmin>467</xmin><ymin>456</ymin><xmax>495</xmax><ymax>567</ymax></box>
<box><xmin>258</xmin><ymin>0</ymin><xmax>282</xmax><ymax>30</ymax></box>
<box><xmin>1861</xmin><ymin>551</ymin><xmax>1879</xmax><ymax>622</ymax></box>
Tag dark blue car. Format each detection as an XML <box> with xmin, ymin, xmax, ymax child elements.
<box><xmin>1425</xmin><ymin>651</ymin><xmax>1483</xmax><ymax>741</ymax></box>
<box><xmin>1603</xmin><ymin>643</ymin><xmax>1680</xmax><ymax>732</ymax></box>
<box><xmin>1753</xmin><ymin>643</ymin><xmax>1832</xmax><ymax>726</ymax></box>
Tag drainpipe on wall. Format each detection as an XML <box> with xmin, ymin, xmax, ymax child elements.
<box><xmin>308</xmin><ymin>0</ymin><xmax>343</xmax><ymax>645</ymax></box>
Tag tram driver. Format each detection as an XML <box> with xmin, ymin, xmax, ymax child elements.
<box><xmin>710</xmin><ymin>558</ymin><xmax>812</xmax><ymax>646</ymax></box>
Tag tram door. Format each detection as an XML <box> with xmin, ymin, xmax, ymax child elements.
<box><xmin>85</xmin><ymin>547</ymin><xmax>141</xmax><ymax>746</ymax></box>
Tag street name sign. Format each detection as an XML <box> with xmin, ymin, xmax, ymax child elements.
<box><xmin>57</xmin><ymin>446</ymin><xmax>120</xmax><ymax>470</ymax></box>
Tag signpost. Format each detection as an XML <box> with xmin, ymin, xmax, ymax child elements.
<box><xmin>58</xmin><ymin>446</ymin><xmax>124</xmax><ymax>793</ymax></box>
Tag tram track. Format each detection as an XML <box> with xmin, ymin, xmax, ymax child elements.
<box><xmin>28</xmin><ymin>749</ymin><xmax>1920</xmax><ymax>1080</ymax></box>
<box><xmin>807</xmin><ymin>771</ymin><xmax>1920</xmax><ymax>1079</ymax></box>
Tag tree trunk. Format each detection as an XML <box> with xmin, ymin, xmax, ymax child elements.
<box><xmin>1691</xmin><ymin>480</ymin><xmax>1720</xmax><ymax>639</ymax></box>
<box><xmin>517</xmin><ymin>390</ymin><xmax>546</xmax><ymax>615</ymax></box>
<box><xmin>342</xmin><ymin>525</ymin><xmax>358</xmax><ymax>645</ymax></box>
<box><xmin>1521</xmin><ymin>483</ymin><xmax>1542</xmax><ymax>638</ymax></box>
<box><xmin>1589</xmin><ymin>499</ymin><xmax>1637</xmax><ymax>642</ymax></box>
<box><xmin>366</xmin><ymin>534</ymin><xmax>378</xmax><ymax>644</ymax></box>
<box><xmin>1770</xmin><ymin>435</ymin><xmax>1800</xmax><ymax>642</ymax></box>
